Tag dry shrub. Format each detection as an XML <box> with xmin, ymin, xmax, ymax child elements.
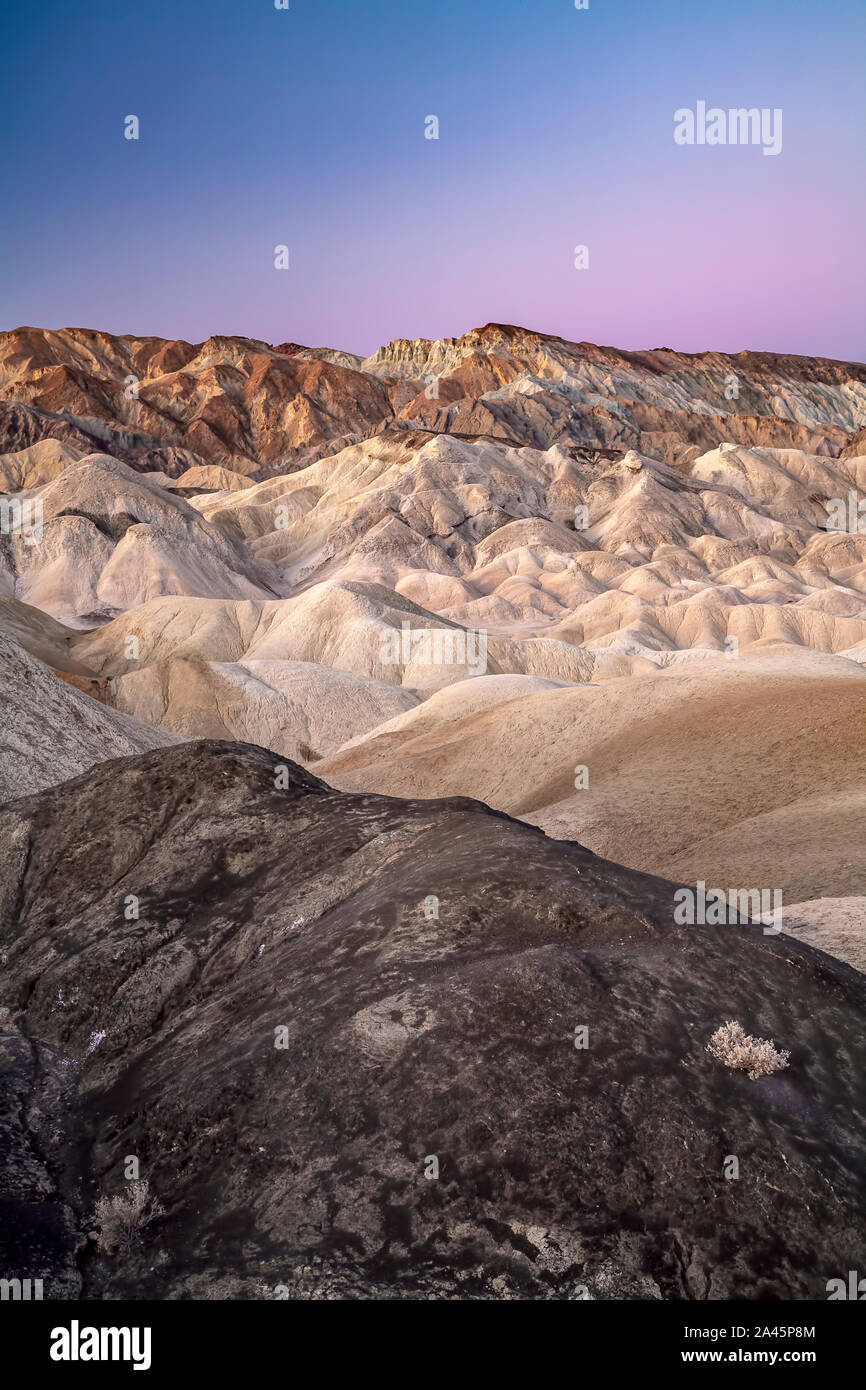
<box><xmin>93</xmin><ymin>1180</ymin><xmax>164</xmax><ymax>1254</ymax></box>
<box><xmin>706</xmin><ymin>1020</ymin><xmax>790</xmax><ymax>1081</ymax></box>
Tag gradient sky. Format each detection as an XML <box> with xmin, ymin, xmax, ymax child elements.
<box><xmin>1</xmin><ymin>0</ymin><xmax>864</xmax><ymax>360</ymax></box>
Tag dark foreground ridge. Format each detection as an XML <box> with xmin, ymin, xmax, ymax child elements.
<box><xmin>1</xmin><ymin>740</ymin><xmax>864</xmax><ymax>1300</ymax></box>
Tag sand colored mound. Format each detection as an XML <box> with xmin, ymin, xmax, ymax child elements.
<box><xmin>108</xmin><ymin>655</ymin><xmax>417</xmax><ymax>763</ymax></box>
<box><xmin>0</xmin><ymin>578</ymin><xmax>606</xmax><ymax>768</ymax></box>
<box><xmin>0</xmin><ymin>454</ymin><xmax>277</xmax><ymax>623</ymax></box>
<box><xmin>0</xmin><ymin>437</ymin><xmax>83</xmax><ymax>490</ymax></box>
<box><xmin>63</xmin><ymin>581</ymin><xmax>603</xmax><ymax>693</ymax></box>
<box><xmin>0</xmin><ymin>595</ymin><xmax>97</xmax><ymax>673</ymax></box>
<box><xmin>186</xmin><ymin>432</ymin><xmax>866</xmax><ymax>663</ymax></box>
<box><xmin>168</xmin><ymin>464</ymin><xmax>255</xmax><ymax>493</ymax></box>
<box><xmin>318</xmin><ymin>646</ymin><xmax>866</xmax><ymax>903</ymax></box>
<box><xmin>68</xmin><ymin>584</ymin><xmax>472</xmax><ymax>686</ymax></box>
<box><xmin>781</xmin><ymin>898</ymin><xmax>866</xmax><ymax>974</ymax></box>
<box><xmin>4</xmin><ymin>422</ymin><xmax>866</xmax><ymax>675</ymax></box>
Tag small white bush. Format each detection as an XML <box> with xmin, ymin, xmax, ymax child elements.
<box><xmin>93</xmin><ymin>1180</ymin><xmax>164</xmax><ymax>1254</ymax></box>
<box><xmin>706</xmin><ymin>1020</ymin><xmax>790</xmax><ymax>1081</ymax></box>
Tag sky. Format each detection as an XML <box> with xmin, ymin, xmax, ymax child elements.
<box><xmin>1</xmin><ymin>0</ymin><xmax>864</xmax><ymax>360</ymax></box>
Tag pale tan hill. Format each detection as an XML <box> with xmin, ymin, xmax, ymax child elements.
<box><xmin>5</xmin><ymin>426</ymin><xmax>866</xmax><ymax>672</ymax></box>
<box><xmin>0</xmin><ymin>587</ymin><xmax>423</xmax><ymax>766</ymax></box>
<box><xmin>108</xmin><ymin>656</ymin><xmax>417</xmax><ymax>763</ymax></box>
<box><xmin>317</xmin><ymin>646</ymin><xmax>866</xmax><ymax>903</ymax></box>
<box><xmin>0</xmin><ymin>595</ymin><xmax>96</xmax><ymax>672</ymax></box>
<box><xmin>0</xmin><ymin>579</ymin><xmax>602</xmax><ymax>764</ymax></box>
<box><xmin>65</xmin><ymin>580</ymin><xmax>611</xmax><ymax>697</ymax></box>
<box><xmin>168</xmin><ymin>464</ymin><xmax>255</xmax><ymax>493</ymax></box>
<box><xmin>188</xmin><ymin>432</ymin><xmax>866</xmax><ymax>663</ymax></box>
<box><xmin>0</xmin><ymin>631</ymin><xmax>179</xmax><ymax>801</ymax></box>
<box><xmin>0</xmin><ymin>437</ymin><xmax>83</xmax><ymax>490</ymax></box>
<box><xmin>68</xmin><ymin>584</ymin><xmax>474</xmax><ymax>688</ymax></box>
<box><xmin>781</xmin><ymin>898</ymin><xmax>866</xmax><ymax>974</ymax></box>
<box><xmin>0</xmin><ymin>454</ymin><xmax>278</xmax><ymax>623</ymax></box>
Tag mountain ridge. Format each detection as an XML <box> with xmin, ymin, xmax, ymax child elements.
<box><xmin>2</xmin><ymin>322</ymin><xmax>863</xmax><ymax>482</ymax></box>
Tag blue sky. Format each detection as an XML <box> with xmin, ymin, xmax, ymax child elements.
<box><xmin>1</xmin><ymin>0</ymin><xmax>864</xmax><ymax>359</ymax></box>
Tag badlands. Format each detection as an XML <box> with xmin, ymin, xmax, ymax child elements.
<box><xmin>1</xmin><ymin>323</ymin><xmax>865</xmax><ymax>920</ymax></box>
<box><xmin>1</xmin><ymin>322</ymin><xmax>865</xmax><ymax>1299</ymax></box>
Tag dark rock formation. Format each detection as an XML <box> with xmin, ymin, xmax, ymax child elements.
<box><xmin>1</xmin><ymin>740</ymin><xmax>863</xmax><ymax>1299</ymax></box>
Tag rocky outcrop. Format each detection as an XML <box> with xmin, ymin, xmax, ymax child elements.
<box><xmin>0</xmin><ymin>740</ymin><xmax>864</xmax><ymax>1300</ymax></box>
